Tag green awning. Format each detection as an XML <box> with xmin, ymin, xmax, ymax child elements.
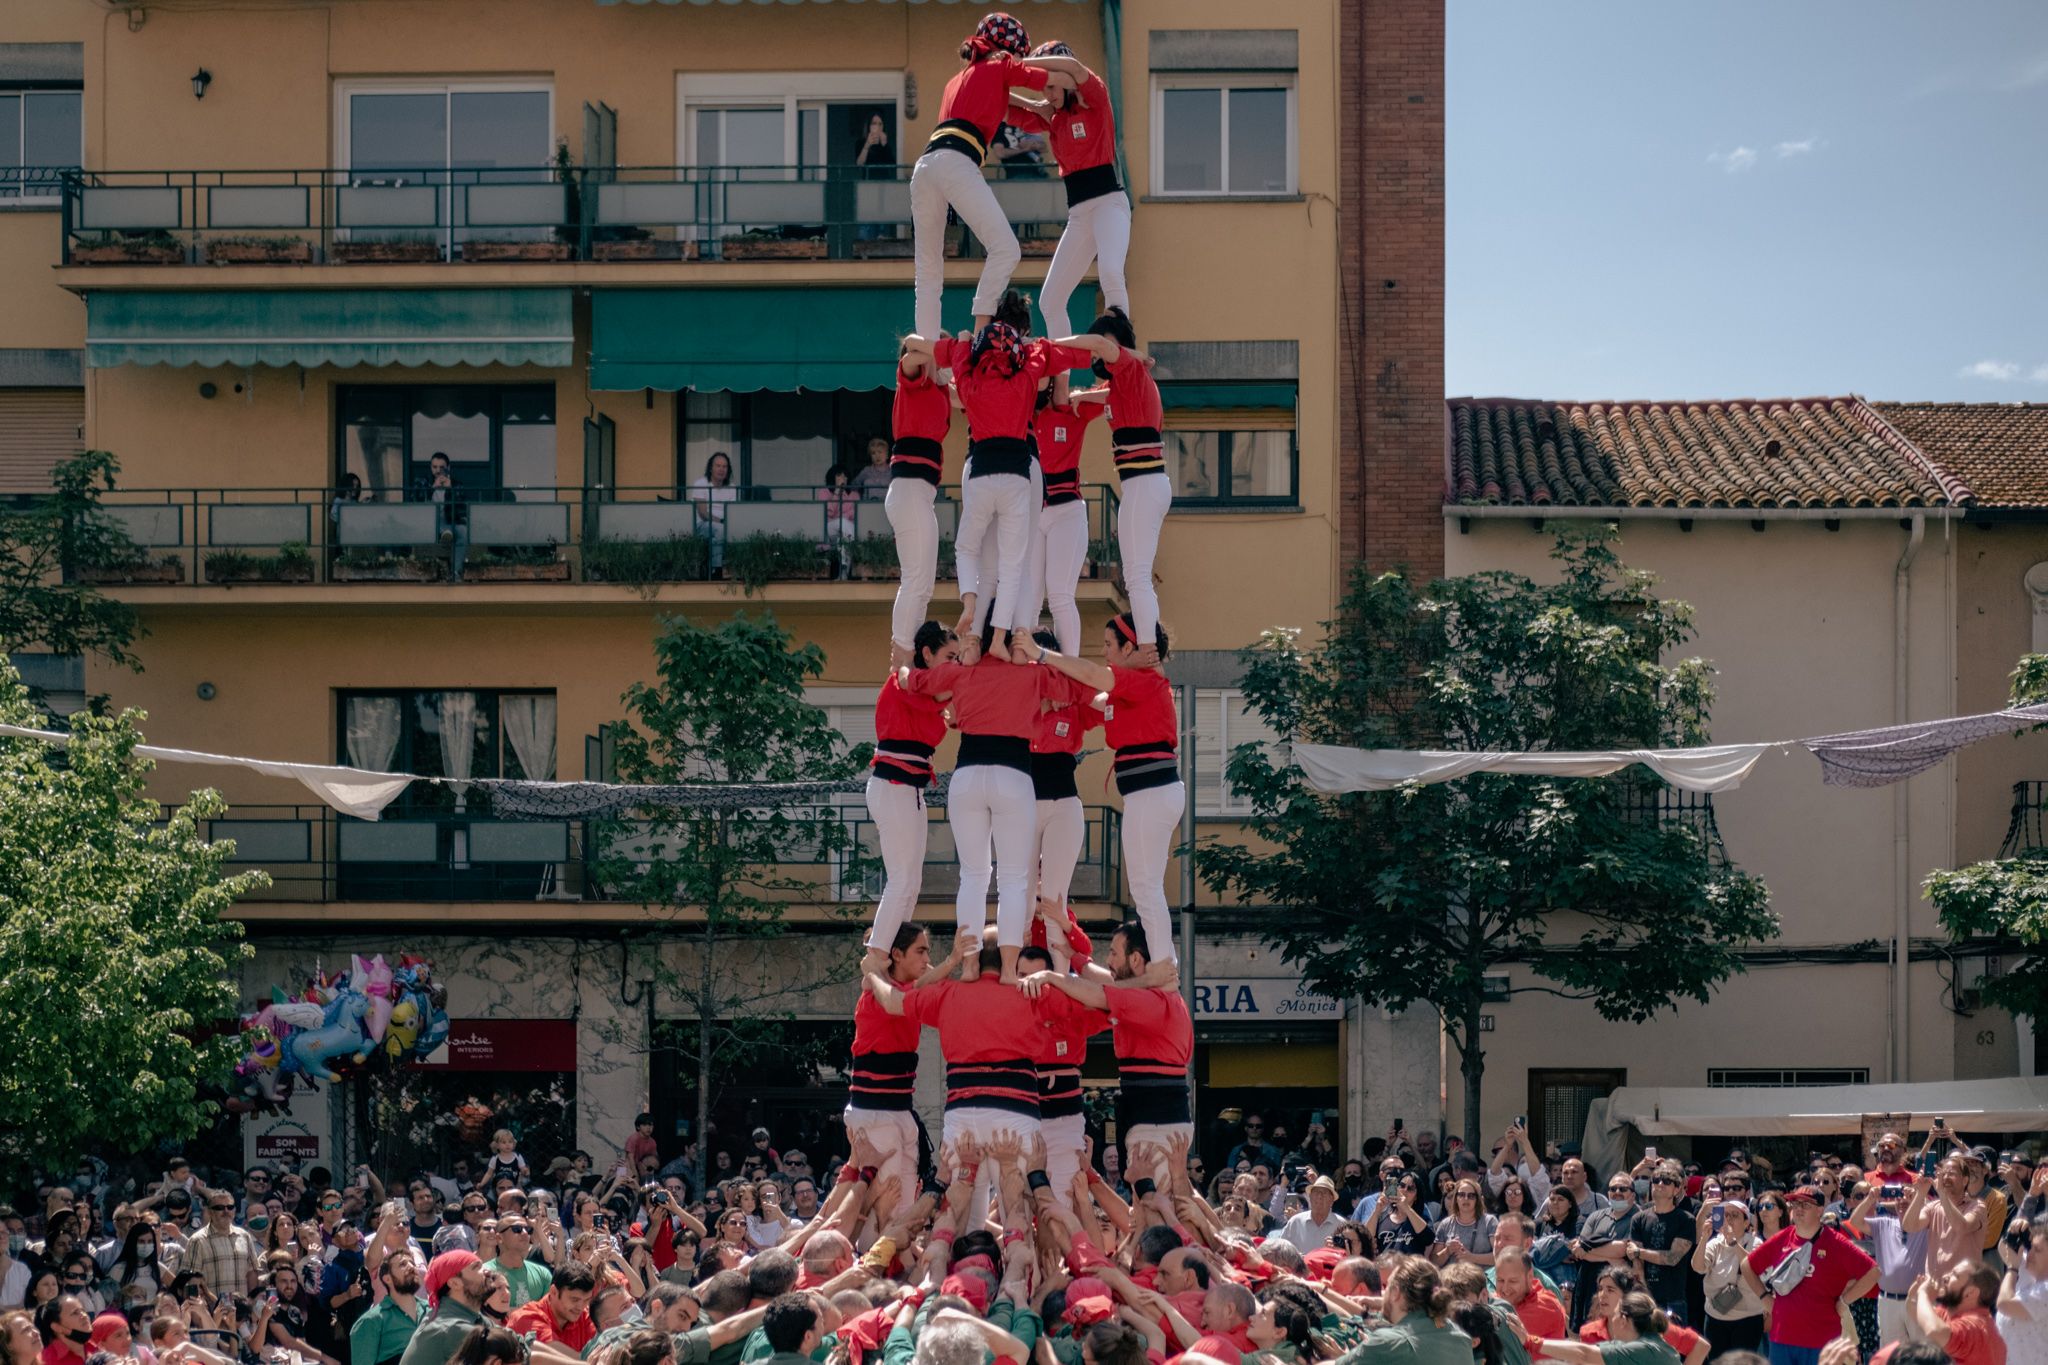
<box><xmin>84</xmin><ymin>289</ymin><xmax>574</xmax><ymax>369</ymax></box>
<box><xmin>590</xmin><ymin>285</ymin><xmax>974</xmax><ymax>392</ymax></box>
<box><xmin>1160</xmin><ymin>382</ymin><xmax>1298</xmax><ymax>410</ymax></box>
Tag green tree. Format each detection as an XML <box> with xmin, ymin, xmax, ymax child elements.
<box><xmin>1924</xmin><ymin>654</ymin><xmax>2048</xmax><ymax>1023</ymax></box>
<box><xmin>1198</xmin><ymin>530</ymin><xmax>1778</xmax><ymax>1147</ymax></box>
<box><xmin>0</xmin><ymin>661</ymin><xmax>265</xmax><ymax>1186</ymax></box>
<box><xmin>588</xmin><ymin>613</ymin><xmax>872</xmax><ymax>1154</ymax></box>
<box><xmin>0</xmin><ymin>450</ymin><xmax>146</xmax><ymax>671</ymax></box>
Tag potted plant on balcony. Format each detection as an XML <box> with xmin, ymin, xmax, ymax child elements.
<box><xmin>593</xmin><ymin>232</ymin><xmax>691</xmax><ymax>262</ymax></box>
<box><xmin>332</xmin><ymin>237</ymin><xmax>443</xmax><ymax>264</ymax></box>
<box><xmin>725</xmin><ymin>531</ymin><xmax>829</xmax><ymax>595</ymax></box>
<box><xmin>462</xmin><ymin>236</ymin><xmax>573</xmax><ymax>263</ymax></box>
<box><xmin>718</xmin><ymin>230</ymin><xmax>827</xmax><ymax>261</ymax></box>
<box><xmin>70</xmin><ymin>230</ymin><xmax>185</xmax><ymax>266</ymax></box>
<box><xmin>204</xmin><ymin>235</ymin><xmax>314</xmax><ymax>266</ymax></box>
<box><xmin>847</xmin><ymin>534</ymin><xmax>900</xmax><ymax>581</ymax></box>
<box><xmin>1084</xmin><ymin>536</ymin><xmax>1121</xmax><ymax>581</ymax></box>
<box><xmin>78</xmin><ymin>550</ymin><xmax>185</xmax><ymax>584</ymax></box>
<box><xmin>203</xmin><ymin>541</ymin><xmax>315</xmax><ymax>584</ymax></box>
<box><xmin>331</xmin><ymin>547</ymin><xmax>443</xmax><ymax>581</ymax></box>
<box><xmin>463</xmin><ymin>542</ymin><xmax>570</xmax><ymax>582</ymax></box>
<box><xmin>582</xmin><ymin>534</ymin><xmax>709</xmax><ymax>586</ymax></box>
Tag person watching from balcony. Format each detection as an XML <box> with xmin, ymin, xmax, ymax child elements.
<box><xmin>850</xmin><ymin>437</ymin><xmax>891</xmax><ymax>498</ymax></box>
<box><xmin>817</xmin><ymin>467</ymin><xmax>859</xmax><ymax>578</ymax></box>
<box><xmin>853</xmin><ymin>117</ymin><xmax>892</xmax><ymax>244</ymax></box>
<box><xmin>690</xmin><ymin>452</ymin><xmax>737</xmax><ymax>577</ymax></box>
<box><xmin>408</xmin><ymin>453</ymin><xmax>467</xmax><ymax>582</ymax></box>
<box><xmin>331</xmin><ymin>472</ymin><xmax>366</xmax><ymax>526</ymax></box>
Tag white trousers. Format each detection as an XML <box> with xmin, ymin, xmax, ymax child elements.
<box><xmin>1043</xmin><ymin>1110</ymin><xmax>1086</xmax><ymax>1198</ymax></box>
<box><xmin>1037</xmin><ymin>191</ymin><xmax>1133</xmax><ymax>339</ymax></box>
<box><xmin>911</xmin><ymin>149</ymin><xmax>1020</xmax><ymax>340</ymax></box>
<box><xmin>1123</xmin><ymin>1120</ymin><xmax>1194</xmax><ymax>1183</ymax></box>
<box><xmin>887</xmin><ymin>479</ymin><xmax>938</xmax><ymax>650</ymax></box>
<box><xmin>1030</xmin><ymin>499</ymin><xmax>1090</xmax><ymax>654</ymax></box>
<box><xmin>1121</xmin><ymin>779</ymin><xmax>1184</xmax><ymax>965</ymax></box>
<box><xmin>942</xmin><ymin>1103</ymin><xmax>1040</xmax><ymax>1223</ymax></box>
<box><xmin>1116</xmin><ymin>473</ymin><xmax>1172</xmax><ymax>642</ymax></box>
<box><xmin>1877</xmin><ymin>1296</ymin><xmax>1909</xmax><ymax>1346</ymax></box>
<box><xmin>1034</xmin><ymin>795</ymin><xmax>1086</xmax><ymax>910</ymax></box>
<box><xmin>865</xmin><ymin>775</ymin><xmax>928</xmax><ymax>950</ymax></box>
<box><xmin>956</xmin><ymin>471</ymin><xmax>1035</xmax><ymax>634</ymax></box>
<box><xmin>949</xmin><ymin>764</ymin><xmax>1038</xmax><ymax>947</ymax></box>
<box><xmin>843</xmin><ymin>1105</ymin><xmax>919</xmax><ymax>1208</ymax></box>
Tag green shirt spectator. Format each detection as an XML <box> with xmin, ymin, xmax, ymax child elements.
<box><xmin>585</xmin><ymin>1327</ymin><xmax>714</xmax><ymax>1364</ymax></box>
<box><xmin>350</xmin><ymin>1292</ymin><xmax>427</xmax><ymax>1365</ymax></box>
<box><xmin>1336</xmin><ymin>1316</ymin><xmax>1474</xmax><ymax>1365</ymax></box>
<box><xmin>483</xmin><ymin>1258</ymin><xmax>554</xmax><ymax>1311</ymax></box>
<box><xmin>395</xmin><ymin>1300</ymin><xmax>484</xmax><ymax>1365</ymax></box>
<box><xmin>1591</xmin><ymin>1343</ymin><xmax>1679</xmax><ymax>1365</ymax></box>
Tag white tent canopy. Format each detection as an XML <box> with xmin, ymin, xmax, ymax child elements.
<box><xmin>1581</xmin><ymin>1076</ymin><xmax>2048</xmax><ymax>1178</ymax></box>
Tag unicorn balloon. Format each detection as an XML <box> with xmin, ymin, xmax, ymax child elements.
<box><xmin>287</xmin><ymin>987</ymin><xmax>370</xmax><ymax>1081</ymax></box>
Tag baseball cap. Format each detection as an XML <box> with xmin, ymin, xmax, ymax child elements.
<box><xmin>1784</xmin><ymin>1187</ymin><xmax>1822</xmax><ymax>1206</ymax></box>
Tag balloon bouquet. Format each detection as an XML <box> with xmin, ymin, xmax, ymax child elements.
<box><xmin>231</xmin><ymin>953</ymin><xmax>450</xmax><ymax>1113</ymax></box>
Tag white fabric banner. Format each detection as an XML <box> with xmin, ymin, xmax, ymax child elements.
<box><xmin>1292</xmin><ymin>742</ymin><xmax>1775</xmax><ymax>795</ymax></box>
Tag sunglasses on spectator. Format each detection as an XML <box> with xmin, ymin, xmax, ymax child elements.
<box><xmin>464</xmin><ymin>1203</ymin><xmax>488</xmax><ymax>1212</ymax></box>
<box><xmin>500</xmin><ymin>1223</ymin><xmax>531</xmax><ymax>1235</ymax></box>
<box><xmin>1722</xmin><ymin>1180</ymin><xmax>1749</xmax><ymax>1190</ymax></box>
<box><xmin>209</xmin><ymin>1202</ymin><xmax>235</xmax><ymax>1212</ymax></box>
<box><xmin>1652</xmin><ymin>1176</ymin><xmax>1681</xmax><ymax>1186</ymax></box>
<box><xmin>1607</xmin><ymin>1184</ymin><xmax>1632</xmax><ymax>1193</ymax></box>
<box><xmin>319</xmin><ymin>1201</ymin><xmax>341</xmax><ymax>1211</ymax></box>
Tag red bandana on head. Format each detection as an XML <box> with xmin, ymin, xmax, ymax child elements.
<box><xmin>972</xmin><ymin>321</ymin><xmax>1027</xmax><ymax>378</ymax></box>
<box><xmin>965</xmin><ymin>11</ymin><xmax>1030</xmax><ymax>60</ymax></box>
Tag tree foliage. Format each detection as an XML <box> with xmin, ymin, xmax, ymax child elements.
<box><xmin>588</xmin><ymin>613</ymin><xmax>872</xmax><ymax>1150</ymax></box>
<box><xmin>1923</xmin><ymin>653</ymin><xmax>2048</xmax><ymax>1022</ymax></box>
<box><xmin>0</xmin><ymin>451</ymin><xmax>145</xmax><ymax>670</ymax></box>
<box><xmin>0</xmin><ymin>661</ymin><xmax>263</xmax><ymax>1186</ymax></box>
<box><xmin>1197</xmin><ymin>530</ymin><xmax>1778</xmax><ymax>1144</ymax></box>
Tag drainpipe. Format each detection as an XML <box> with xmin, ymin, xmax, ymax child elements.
<box><xmin>1892</xmin><ymin>513</ymin><xmax>1925</xmax><ymax>1083</ymax></box>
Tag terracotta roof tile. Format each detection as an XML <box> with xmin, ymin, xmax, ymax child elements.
<box><xmin>1446</xmin><ymin>397</ymin><xmax>1969</xmax><ymax>510</ymax></box>
<box><xmin>1870</xmin><ymin>402</ymin><xmax>2048</xmax><ymax>508</ymax></box>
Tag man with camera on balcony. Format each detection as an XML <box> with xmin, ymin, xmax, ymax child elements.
<box><xmin>409</xmin><ymin>452</ymin><xmax>469</xmax><ymax>582</ymax></box>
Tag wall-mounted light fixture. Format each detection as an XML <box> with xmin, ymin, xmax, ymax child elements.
<box><xmin>192</xmin><ymin>68</ymin><xmax>212</xmax><ymax>99</ymax></box>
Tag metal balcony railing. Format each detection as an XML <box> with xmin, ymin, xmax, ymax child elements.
<box><xmin>1998</xmin><ymin>780</ymin><xmax>2048</xmax><ymax>857</ymax></box>
<box><xmin>199</xmin><ymin>802</ymin><xmax>1124</xmax><ymax>907</ymax></box>
<box><xmin>1620</xmin><ymin>781</ymin><xmax>1729</xmax><ymax>867</ymax></box>
<box><xmin>70</xmin><ymin>482</ymin><xmax>1121</xmax><ymax>588</ymax></box>
<box><xmin>57</xmin><ymin>163</ymin><xmax>1069</xmax><ymax>265</ymax></box>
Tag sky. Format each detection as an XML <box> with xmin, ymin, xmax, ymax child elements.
<box><xmin>1446</xmin><ymin>0</ymin><xmax>2048</xmax><ymax>402</ymax></box>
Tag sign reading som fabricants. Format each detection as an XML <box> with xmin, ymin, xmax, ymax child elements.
<box><xmin>412</xmin><ymin>1019</ymin><xmax>577</xmax><ymax>1072</ymax></box>
<box><xmin>253</xmin><ymin>1128</ymin><xmax>320</xmax><ymax>1162</ymax></box>
<box><xmin>1193</xmin><ymin>979</ymin><xmax>1342</xmax><ymax>1020</ymax></box>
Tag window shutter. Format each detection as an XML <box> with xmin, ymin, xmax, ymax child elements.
<box><xmin>0</xmin><ymin>389</ymin><xmax>83</xmax><ymax>493</ymax></box>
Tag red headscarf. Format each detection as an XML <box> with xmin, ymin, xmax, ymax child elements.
<box><xmin>965</xmin><ymin>12</ymin><xmax>1030</xmax><ymax>60</ymax></box>
<box><xmin>423</xmin><ymin>1250</ymin><xmax>480</xmax><ymax>1307</ymax></box>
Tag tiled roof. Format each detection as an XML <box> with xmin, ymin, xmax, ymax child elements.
<box><xmin>1870</xmin><ymin>403</ymin><xmax>2048</xmax><ymax>508</ymax></box>
<box><xmin>1446</xmin><ymin>397</ymin><xmax>1974</xmax><ymax>510</ymax></box>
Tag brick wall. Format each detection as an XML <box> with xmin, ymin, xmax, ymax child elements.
<box><xmin>1339</xmin><ymin>0</ymin><xmax>1445</xmax><ymax>581</ymax></box>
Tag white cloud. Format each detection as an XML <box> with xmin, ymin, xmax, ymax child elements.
<box><xmin>1961</xmin><ymin>360</ymin><xmax>2022</xmax><ymax>382</ymax></box>
<box><xmin>1707</xmin><ymin>146</ymin><xmax>1757</xmax><ymax>173</ymax></box>
<box><xmin>1998</xmin><ymin>51</ymin><xmax>2048</xmax><ymax>91</ymax></box>
<box><xmin>2033</xmin><ymin>363</ymin><xmax>2048</xmax><ymax>383</ymax></box>
<box><xmin>1775</xmin><ymin>138</ymin><xmax>1819</xmax><ymax>158</ymax></box>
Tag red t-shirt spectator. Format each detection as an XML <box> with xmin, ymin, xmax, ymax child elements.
<box><xmin>1577</xmin><ymin>1315</ymin><xmax>1700</xmax><ymax>1358</ymax></box>
<box><xmin>1745</xmin><ymin>1225</ymin><xmax>1876</xmax><ymax>1349</ymax></box>
<box><xmin>505</xmin><ymin>1297</ymin><xmax>597</xmax><ymax>1353</ymax></box>
<box><xmin>1511</xmin><ymin>1283</ymin><xmax>1569</xmax><ymax>1352</ymax></box>
<box><xmin>1934</xmin><ymin>1304</ymin><xmax>2006</xmax><ymax>1365</ymax></box>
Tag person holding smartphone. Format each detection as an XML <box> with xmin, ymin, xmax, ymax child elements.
<box><xmin>1902</xmin><ymin>1156</ymin><xmax>1988</xmax><ymax>1282</ymax></box>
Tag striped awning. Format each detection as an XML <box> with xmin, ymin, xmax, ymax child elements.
<box><xmin>84</xmin><ymin>289</ymin><xmax>575</xmax><ymax>369</ymax></box>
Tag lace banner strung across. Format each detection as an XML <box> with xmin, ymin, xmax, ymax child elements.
<box><xmin>1801</xmin><ymin>704</ymin><xmax>2048</xmax><ymax>788</ymax></box>
<box><xmin>478</xmin><ymin>772</ymin><xmax>951</xmax><ymax>819</ymax></box>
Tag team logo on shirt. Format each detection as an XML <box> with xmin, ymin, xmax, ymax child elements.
<box><xmin>1054</xmin><ymin>426</ymin><xmax>1069</xmax><ymax>442</ymax></box>
<box><xmin>1070</xmin><ymin>121</ymin><xmax>1087</xmax><ymax>139</ymax></box>
<box><xmin>1055</xmin><ymin>1040</ymin><xmax>1069</xmax><ymax>1056</ymax></box>
<box><xmin>1055</xmin><ymin>720</ymin><xmax>1071</xmax><ymax>737</ymax></box>
<box><xmin>1103</xmin><ymin>705</ymin><xmax>1115</xmax><ymax>721</ymax></box>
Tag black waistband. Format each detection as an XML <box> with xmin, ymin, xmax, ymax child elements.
<box><xmin>890</xmin><ymin>437</ymin><xmax>943</xmax><ymax>486</ymax></box>
<box><xmin>1036</xmin><ymin>1067</ymin><xmax>1084</xmax><ymax>1118</ymax></box>
<box><xmin>1113</xmin><ymin>745</ymin><xmax>1179</xmax><ymax>795</ymax></box>
<box><xmin>1113</xmin><ymin>426</ymin><xmax>1162</xmax><ymax>449</ymax></box>
<box><xmin>873</xmin><ymin>738</ymin><xmax>937</xmax><ymax>787</ymax></box>
<box><xmin>1116</xmin><ymin>1078</ymin><xmax>1192</xmax><ymax>1127</ymax></box>
<box><xmin>878</xmin><ymin>738</ymin><xmax>936</xmax><ymax>760</ymax></box>
<box><xmin>925</xmin><ymin>121</ymin><xmax>988</xmax><ymax>165</ymax></box>
<box><xmin>1063</xmin><ymin>163</ymin><xmax>1124</xmax><ymax>208</ymax></box>
<box><xmin>958</xmin><ymin>733</ymin><xmax>1031</xmax><ymax>772</ymax></box>
<box><xmin>849</xmin><ymin>1049</ymin><xmax>919</xmax><ymax>1106</ymax></box>
<box><xmin>1032</xmin><ymin>750</ymin><xmax>1079</xmax><ymax>801</ymax></box>
<box><xmin>968</xmin><ymin>435</ymin><xmax>1034</xmax><ymax>479</ymax></box>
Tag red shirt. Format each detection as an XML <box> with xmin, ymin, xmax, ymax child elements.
<box><xmin>1035</xmin><ymin>397</ymin><xmax>1105</xmax><ymax>505</ymax></box>
<box><xmin>1934</xmin><ymin>1305</ymin><xmax>2006</xmax><ymax>1365</ymax></box>
<box><xmin>872</xmin><ymin>672</ymin><xmax>949</xmax><ymax>787</ymax></box>
<box><xmin>505</xmin><ymin>1297</ymin><xmax>597</xmax><ymax>1353</ymax></box>
<box><xmin>902</xmin><ymin>974</ymin><xmax>1045</xmax><ymax>1116</ymax></box>
<box><xmin>1104</xmin><ymin>666</ymin><xmax>1176</xmax><ymax>752</ymax></box>
<box><xmin>1028</xmin><ymin>980</ymin><xmax>1110</xmax><ymax>1068</ymax></box>
<box><xmin>849</xmin><ymin>983</ymin><xmax>925</xmax><ymax>1111</ymax></box>
<box><xmin>1106</xmin><ymin>983</ymin><xmax>1192</xmax><ymax>1124</ymax></box>
<box><xmin>1746</xmin><ymin>1225</ymin><xmax>1875</xmax><ymax>1349</ymax></box>
<box><xmin>891</xmin><ymin>362</ymin><xmax>952</xmax><ymax>483</ymax></box>
<box><xmin>1511</xmin><ymin>1284</ymin><xmax>1569</xmax><ymax>1348</ymax></box>
<box><xmin>1577</xmin><ymin>1318</ymin><xmax>1699</xmax><ymax>1358</ymax></box>
<box><xmin>935</xmin><ymin>54</ymin><xmax>1050</xmax><ymax>146</ymax></box>
<box><xmin>904</xmin><ymin>656</ymin><xmax>1082</xmax><ymax>740</ymax></box>
<box><xmin>1028</xmin><ymin>913</ymin><xmax>1095</xmax><ymax>970</ymax></box>
<box><xmin>1007</xmin><ymin>74</ymin><xmax>1118</xmax><ymax>176</ymax></box>
<box><xmin>1032</xmin><ymin>694</ymin><xmax>1100</xmax><ymax>755</ymax></box>
<box><xmin>932</xmin><ymin>337</ymin><xmax>1093</xmax><ymax>447</ymax></box>
<box><xmin>1102</xmin><ymin>348</ymin><xmax>1165</xmax><ymax>477</ymax></box>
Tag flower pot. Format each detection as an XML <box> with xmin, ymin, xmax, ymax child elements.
<box><xmin>332</xmin><ymin>558</ymin><xmax>444</xmax><ymax>582</ymax></box>
<box><xmin>72</xmin><ymin>243</ymin><xmax>184</xmax><ymax>265</ymax></box>
<box><xmin>720</xmin><ymin>237</ymin><xmax>828</xmax><ymax>260</ymax></box>
<box><xmin>80</xmin><ymin>560</ymin><xmax>183</xmax><ymax>584</ymax></box>
<box><xmin>205</xmin><ymin>240</ymin><xmax>314</xmax><ymax>266</ymax></box>
<box><xmin>592</xmin><ymin>239</ymin><xmax>691</xmax><ymax>262</ymax></box>
<box><xmin>332</xmin><ymin>240</ymin><xmax>443</xmax><ymax>264</ymax></box>
<box><xmin>851</xmin><ymin>240</ymin><xmax>914</xmax><ymax>261</ymax></box>
<box><xmin>465</xmin><ymin>559</ymin><xmax>570</xmax><ymax>582</ymax></box>
<box><xmin>462</xmin><ymin>240</ymin><xmax>574</xmax><ymax>263</ymax></box>
<box><xmin>205</xmin><ymin>562</ymin><xmax>315</xmax><ymax>584</ymax></box>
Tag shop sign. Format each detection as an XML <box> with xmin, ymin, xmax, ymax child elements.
<box><xmin>242</xmin><ymin>1082</ymin><xmax>328</xmax><ymax>1173</ymax></box>
<box><xmin>254</xmin><ymin>1129</ymin><xmax>320</xmax><ymax>1162</ymax></box>
<box><xmin>413</xmin><ymin>1019</ymin><xmax>577</xmax><ymax>1072</ymax></box>
<box><xmin>1193</xmin><ymin>978</ymin><xmax>1342</xmax><ymax>1020</ymax></box>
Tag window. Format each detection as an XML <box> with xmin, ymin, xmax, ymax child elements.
<box><xmin>1192</xmin><ymin>688</ymin><xmax>1281</xmax><ymax>817</ymax></box>
<box><xmin>338</xmin><ymin>690</ymin><xmax>556</xmax><ymax>817</ymax></box>
<box><xmin>1527</xmin><ymin>1068</ymin><xmax>1625</xmax><ymax>1160</ymax></box>
<box><xmin>679</xmin><ymin>73</ymin><xmax>902</xmax><ymax>175</ymax></box>
<box><xmin>1707</xmin><ymin>1068</ymin><xmax>1870</xmax><ymax>1088</ymax></box>
<box><xmin>336</xmin><ymin>81</ymin><xmax>553</xmax><ymax>242</ymax></box>
<box><xmin>680</xmin><ymin>390</ymin><xmax>891</xmax><ymax>492</ymax></box>
<box><xmin>339</xmin><ymin>385</ymin><xmax>556</xmax><ymax>502</ymax></box>
<box><xmin>0</xmin><ymin>88</ymin><xmax>83</xmax><ymax>200</ymax></box>
<box><xmin>1150</xmin><ymin>77</ymin><xmax>1295</xmax><ymax>196</ymax></box>
<box><xmin>1165</xmin><ymin>428</ymin><xmax>1297</xmax><ymax>506</ymax></box>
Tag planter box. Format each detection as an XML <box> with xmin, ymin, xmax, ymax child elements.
<box><xmin>593</xmin><ymin>239</ymin><xmax>692</xmax><ymax>262</ymax></box>
<box><xmin>205</xmin><ymin>240</ymin><xmax>314</xmax><ymax>266</ymax></box>
<box><xmin>465</xmin><ymin>559</ymin><xmax>570</xmax><ymax>582</ymax></box>
<box><xmin>333</xmin><ymin>559</ymin><xmax>443</xmax><ymax>582</ymax></box>
<box><xmin>332</xmin><ymin>240</ymin><xmax>442</xmax><ymax>264</ymax></box>
<box><xmin>851</xmin><ymin>240</ymin><xmax>914</xmax><ymax>261</ymax></box>
<box><xmin>720</xmin><ymin>237</ymin><xmax>827</xmax><ymax>260</ymax></box>
<box><xmin>205</xmin><ymin>563</ymin><xmax>315</xmax><ymax>585</ymax></box>
<box><xmin>72</xmin><ymin>244</ymin><xmax>184</xmax><ymax>265</ymax></box>
<box><xmin>80</xmin><ymin>561</ymin><xmax>183</xmax><ymax>584</ymax></box>
<box><xmin>463</xmin><ymin>240</ymin><xmax>573</xmax><ymax>263</ymax></box>
<box><xmin>1019</xmin><ymin>238</ymin><xmax>1059</xmax><ymax>258</ymax></box>
<box><xmin>848</xmin><ymin>562</ymin><xmax>901</xmax><ymax>581</ymax></box>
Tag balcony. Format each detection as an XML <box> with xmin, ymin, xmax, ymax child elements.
<box><xmin>76</xmin><ymin>482</ymin><xmax>1122</xmax><ymax>595</ymax></box>
<box><xmin>1998</xmin><ymin>780</ymin><xmax>2048</xmax><ymax>857</ymax></box>
<box><xmin>206</xmin><ymin>802</ymin><xmax>1125</xmax><ymax>916</ymax></box>
<box><xmin>56</xmin><ymin>164</ymin><xmax>1069</xmax><ymax>269</ymax></box>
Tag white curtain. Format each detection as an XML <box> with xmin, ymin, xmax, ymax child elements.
<box><xmin>437</xmin><ymin>691</ymin><xmax>480</xmax><ymax>812</ymax></box>
<box><xmin>500</xmin><ymin>695</ymin><xmax>558</xmax><ymax>783</ymax></box>
<box><xmin>345</xmin><ymin>696</ymin><xmax>402</xmax><ymax>774</ymax></box>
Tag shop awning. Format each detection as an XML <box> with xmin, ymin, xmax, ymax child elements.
<box><xmin>1161</xmin><ymin>382</ymin><xmax>1298</xmax><ymax>410</ymax></box>
<box><xmin>590</xmin><ymin>284</ymin><xmax>971</xmax><ymax>393</ymax></box>
<box><xmin>84</xmin><ymin>289</ymin><xmax>575</xmax><ymax>369</ymax></box>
